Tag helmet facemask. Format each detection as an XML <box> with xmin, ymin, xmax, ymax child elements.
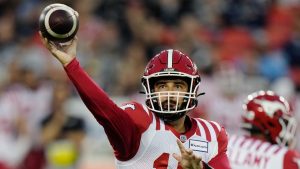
<box><xmin>142</xmin><ymin>71</ymin><xmax>200</xmax><ymax>122</ymax></box>
<box><xmin>277</xmin><ymin>114</ymin><xmax>297</xmax><ymax>148</ymax></box>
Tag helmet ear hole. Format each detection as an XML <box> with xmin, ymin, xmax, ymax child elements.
<box><xmin>193</xmin><ymin>99</ymin><xmax>198</xmax><ymax>107</ymax></box>
<box><xmin>273</xmin><ymin>110</ymin><xmax>282</xmax><ymax>118</ymax></box>
<box><xmin>152</xmin><ymin>98</ymin><xmax>158</xmax><ymax>103</ymax></box>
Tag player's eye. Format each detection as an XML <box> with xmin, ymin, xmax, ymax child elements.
<box><xmin>157</xmin><ymin>84</ymin><xmax>166</xmax><ymax>89</ymax></box>
<box><xmin>176</xmin><ymin>84</ymin><xmax>182</xmax><ymax>88</ymax></box>
<box><xmin>174</xmin><ymin>85</ymin><xmax>180</xmax><ymax>89</ymax></box>
<box><xmin>175</xmin><ymin>84</ymin><xmax>186</xmax><ymax>90</ymax></box>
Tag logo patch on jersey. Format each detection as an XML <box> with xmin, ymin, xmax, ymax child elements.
<box><xmin>180</xmin><ymin>135</ymin><xmax>187</xmax><ymax>142</ymax></box>
<box><xmin>189</xmin><ymin>139</ymin><xmax>208</xmax><ymax>153</ymax></box>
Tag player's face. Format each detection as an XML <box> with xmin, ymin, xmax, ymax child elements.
<box><xmin>154</xmin><ymin>79</ymin><xmax>188</xmax><ymax>111</ymax></box>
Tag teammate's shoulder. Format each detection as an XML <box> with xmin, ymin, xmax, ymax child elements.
<box><xmin>286</xmin><ymin>149</ymin><xmax>300</xmax><ymax>157</ymax></box>
<box><xmin>283</xmin><ymin>149</ymin><xmax>300</xmax><ymax>169</ymax></box>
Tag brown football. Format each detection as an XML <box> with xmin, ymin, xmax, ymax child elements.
<box><xmin>39</xmin><ymin>3</ymin><xmax>79</xmax><ymax>43</ymax></box>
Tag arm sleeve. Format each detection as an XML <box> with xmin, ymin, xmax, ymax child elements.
<box><xmin>208</xmin><ymin>127</ymin><xmax>231</xmax><ymax>169</ymax></box>
<box><xmin>283</xmin><ymin>149</ymin><xmax>300</xmax><ymax>169</ymax></box>
<box><xmin>64</xmin><ymin>58</ymin><xmax>141</xmax><ymax>161</ymax></box>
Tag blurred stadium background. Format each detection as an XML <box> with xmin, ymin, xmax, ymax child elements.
<box><xmin>0</xmin><ymin>0</ymin><xmax>300</xmax><ymax>168</ymax></box>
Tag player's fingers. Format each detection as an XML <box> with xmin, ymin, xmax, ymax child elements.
<box><xmin>38</xmin><ymin>31</ymin><xmax>57</xmax><ymax>53</ymax></box>
<box><xmin>186</xmin><ymin>148</ymin><xmax>193</xmax><ymax>155</ymax></box>
<box><xmin>176</xmin><ymin>139</ymin><xmax>186</xmax><ymax>154</ymax></box>
<box><xmin>38</xmin><ymin>31</ymin><xmax>43</xmax><ymax>38</ymax></box>
<box><xmin>194</xmin><ymin>155</ymin><xmax>202</xmax><ymax>164</ymax></box>
<box><xmin>51</xmin><ymin>47</ymin><xmax>66</xmax><ymax>58</ymax></box>
<box><xmin>189</xmin><ymin>154</ymin><xmax>202</xmax><ymax>169</ymax></box>
<box><xmin>39</xmin><ymin>32</ymin><xmax>52</xmax><ymax>50</ymax></box>
<box><xmin>44</xmin><ymin>38</ymin><xmax>54</xmax><ymax>52</ymax></box>
<box><xmin>172</xmin><ymin>153</ymin><xmax>182</xmax><ymax>162</ymax></box>
<box><xmin>47</xmin><ymin>41</ymin><xmax>56</xmax><ymax>51</ymax></box>
<box><xmin>194</xmin><ymin>161</ymin><xmax>202</xmax><ymax>168</ymax></box>
<box><xmin>47</xmin><ymin>42</ymin><xmax>64</xmax><ymax>57</ymax></box>
<box><xmin>71</xmin><ymin>36</ymin><xmax>78</xmax><ymax>48</ymax></box>
<box><xmin>39</xmin><ymin>34</ymin><xmax>53</xmax><ymax>51</ymax></box>
<box><xmin>39</xmin><ymin>32</ymin><xmax>48</xmax><ymax>46</ymax></box>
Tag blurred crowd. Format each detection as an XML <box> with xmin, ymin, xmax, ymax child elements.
<box><xmin>1</xmin><ymin>0</ymin><xmax>300</xmax><ymax>168</ymax></box>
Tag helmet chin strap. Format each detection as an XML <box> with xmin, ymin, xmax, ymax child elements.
<box><xmin>154</xmin><ymin>98</ymin><xmax>195</xmax><ymax>122</ymax></box>
<box><xmin>155</xmin><ymin>111</ymin><xmax>187</xmax><ymax>122</ymax></box>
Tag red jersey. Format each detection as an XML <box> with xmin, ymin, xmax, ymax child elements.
<box><xmin>64</xmin><ymin>58</ymin><xmax>231</xmax><ymax>169</ymax></box>
<box><xmin>228</xmin><ymin>134</ymin><xmax>300</xmax><ymax>169</ymax></box>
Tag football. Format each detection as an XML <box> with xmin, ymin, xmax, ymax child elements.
<box><xmin>39</xmin><ymin>3</ymin><xmax>79</xmax><ymax>43</ymax></box>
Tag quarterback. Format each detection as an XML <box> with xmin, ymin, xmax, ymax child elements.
<box><xmin>40</xmin><ymin>34</ymin><xmax>231</xmax><ymax>169</ymax></box>
<box><xmin>228</xmin><ymin>91</ymin><xmax>300</xmax><ymax>169</ymax></box>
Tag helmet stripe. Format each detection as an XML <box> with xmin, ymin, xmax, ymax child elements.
<box><xmin>167</xmin><ymin>49</ymin><xmax>173</xmax><ymax>68</ymax></box>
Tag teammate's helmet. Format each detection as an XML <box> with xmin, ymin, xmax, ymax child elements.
<box><xmin>242</xmin><ymin>91</ymin><xmax>297</xmax><ymax>147</ymax></box>
<box><xmin>141</xmin><ymin>49</ymin><xmax>201</xmax><ymax>122</ymax></box>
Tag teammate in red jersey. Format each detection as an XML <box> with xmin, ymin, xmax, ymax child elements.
<box><xmin>228</xmin><ymin>90</ymin><xmax>300</xmax><ymax>169</ymax></box>
<box><xmin>40</xmin><ymin>34</ymin><xmax>231</xmax><ymax>169</ymax></box>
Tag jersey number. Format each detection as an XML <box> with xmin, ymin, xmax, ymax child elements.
<box><xmin>153</xmin><ymin>153</ymin><xmax>182</xmax><ymax>169</ymax></box>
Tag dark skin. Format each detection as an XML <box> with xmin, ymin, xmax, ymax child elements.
<box><xmin>40</xmin><ymin>32</ymin><xmax>203</xmax><ymax>169</ymax></box>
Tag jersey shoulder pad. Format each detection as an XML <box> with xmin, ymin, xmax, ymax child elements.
<box><xmin>120</xmin><ymin>102</ymin><xmax>152</xmax><ymax>131</ymax></box>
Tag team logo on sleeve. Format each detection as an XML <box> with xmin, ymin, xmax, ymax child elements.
<box><xmin>120</xmin><ymin>104</ymin><xmax>135</xmax><ymax>110</ymax></box>
<box><xmin>189</xmin><ymin>139</ymin><xmax>208</xmax><ymax>153</ymax></box>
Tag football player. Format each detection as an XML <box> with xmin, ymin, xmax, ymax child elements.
<box><xmin>40</xmin><ymin>34</ymin><xmax>231</xmax><ymax>169</ymax></box>
<box><xmin>228</xmin><ymin>90</ymin><xmax>300</xmax><ymax>169</ymax></box>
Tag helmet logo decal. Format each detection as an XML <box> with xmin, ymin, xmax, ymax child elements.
<box><xmin>167</xmin><ymin>49</ymin><xmax>174</xmax><ymax>68</ymax></box>
<box><xmin>254</xmin><ymin>99</ymin><xmax>287</xmax><ymax>118</ymax></box>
